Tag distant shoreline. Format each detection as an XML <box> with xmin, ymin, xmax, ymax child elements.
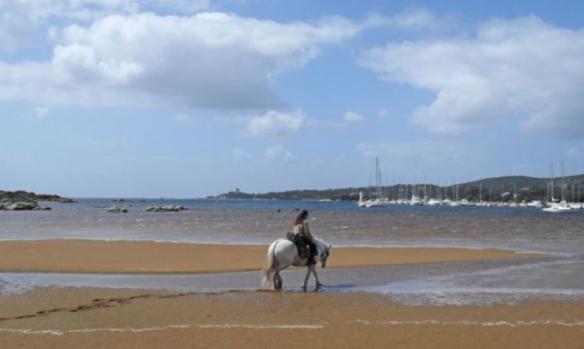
<box><xmin>211</xmin><ymin>173</ymin><xmax>584</xmax><ymax>202</ymax></box>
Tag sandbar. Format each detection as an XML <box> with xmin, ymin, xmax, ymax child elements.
<box><xmin>0</xmin><ymin>239</ymin><xmax>539</xmax><ymax>274</ymax></box>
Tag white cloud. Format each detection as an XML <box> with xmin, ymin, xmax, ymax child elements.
<box><xmin>264</xmin><ymin>145</ymin><xmax>294</xmax><ymax>161</ymax></box>
<box><xmin>343</xmin><ymin>111</ymin><xmax>365</xmax><ymax>123</ymax></box>
<box><xmin>33</xmin><ymin>105</ymin><xmax>50</xmax><ymax>119</ymax></box>
<box><xmin>567</xmin><ymin>147</ymin><xmax>584</xmax><ymax>159</ymax></box>
<box><xmin>376</xmin><ymin>108</ymin><xmax>389</xmax><ymax>120</ymax></box>
<box><xmin>0</xmin><ymin>0</ymin><xmax>142</xmax><ymax>51</ymax></box>
<box><xmin>0</xmin><ymin>12</ymin><xmax>364</xmax><ymax>110</ymax></box>
<box><xmin>244</xmin><ymin>110</ymin><xmax>305</xmax><ymax>138</ymax></box>
<box><xmin>386</xmin><ymin>8</ymin><xmax>455</xmax><ymax>32</ymax></box>
<box><xmin>0</xmin><ymin>0</ymin><xmax>208</xmax><ymax>24</ymax></box>
<box><xmin>359</xmin><ymin>16</ymin><xmax>584</xmax><ymax>139</ymax></box>
<box><xmin>355</xmin><ymin>8</ymin><xmax>461</xmax><ymax>35</ymax></box>
<box><xmin>233</xmin><ymin>148</ymin><xmax>253</xmax><ymax>162</ymax></box>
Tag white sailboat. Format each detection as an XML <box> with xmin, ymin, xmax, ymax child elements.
<box><xmin>359</xmin><ymin>157</ymin><xmax>389</xmax><ymax>208</ymax></box>
<box><xmin>543</xmin><ymin>162</ymin><xmax>573</xmax><ymax>213</ymax></box>
<box><xmin>357</xmin><ymin>191</ymin><xmax>367</xmax><ymax>207</ymax></box>
<box><xmin>543</xmin><ymin>201</ymin><xmax>572</xmax><ymax>213</ymax></box>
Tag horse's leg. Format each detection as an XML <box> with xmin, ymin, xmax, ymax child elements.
<box><xmin>312</xmin><ymin>268</ymin><xmax>323</xmax><ymax>290</ymax></box>
<box><xmin>273</xmin><ymin>270</ymin><xmax>282</xmax><ymax>291</ymax></box>
<box><xmin>272</xmin><ymin>271</ymin><xmax>277</xmax><ymax>290</ymax></box>
<box><xmin>302</xmin><ymin>266</ymin><xmax>312</xmax><ymax>291</ymax></box>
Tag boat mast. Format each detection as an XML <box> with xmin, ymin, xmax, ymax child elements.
<box><xmin>375</xmin><ymin>157</ymin><xmax>382</xmax><ymax>199</ymax></box>
<box><xmin>550</xmin><ymin>162</ymin><xmax>555</xmax><ymax>202</ymax></box>
<box><xmin>561</xmin><ymin>160</ymin><xmax>566</xmax><ymax>202</ymax></box>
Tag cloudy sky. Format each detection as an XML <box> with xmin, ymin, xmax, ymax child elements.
<box><xmin>1</xmin><ymin>0</ymin><xmax>584</xmax><ymax>197</ymax></box>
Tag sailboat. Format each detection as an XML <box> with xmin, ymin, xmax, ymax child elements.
<box><xmin>359</xmin><ymin>157</ymin><xmax>389</xmax><ymax>208</ymax></box>
<box><xmin>357</xmin><ymin>191</ymin><xmax>367</xmax><ymax>207</ymax></box>
<box><xmin>543</xmin><ymin>161</ymin><xmax>573</xmax><ymax>213</ymax></box>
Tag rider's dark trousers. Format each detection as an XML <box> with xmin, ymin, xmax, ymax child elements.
<box><xmin>301</xmin><ymin>237</ymin><xmax>317</xmax><ymax>265</ymax></box>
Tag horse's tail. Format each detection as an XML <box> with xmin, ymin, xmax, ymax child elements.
<box><xmin>261</xmin><ymin>242</ymin><xmax>278</xmax><ymax>286</ymax></box>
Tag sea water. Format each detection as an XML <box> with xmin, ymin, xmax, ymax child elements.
<box><xmin>1</xmin><ymin>198</ymin><xmax>583</xmax><ymax>305</ymax></box>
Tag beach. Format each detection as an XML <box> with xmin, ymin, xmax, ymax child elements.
<box><xmin>0</xmin><ymin>240</ymin><xmax>536</xmax><ymax>274</ymax></box>
<box><xmin>1</xmin><ymin>288</ymin><xmax>584</xmax><ymax>348</ymax></box>
<box><xmin>0</xmin><ymin>239</ymin><xmax>575</xmax><ymax>348</ymax></box>
<box><xmin>1</xmin><ymin>200</ymin><xmax>583</xmax><ymax>348</ymax></box>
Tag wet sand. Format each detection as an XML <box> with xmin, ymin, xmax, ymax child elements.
<box><xmin>0</xmin><ymin>240</ymin><xmax>538</xmax><ymax>274</ymax></box>
<box><xmin>0</xmin><ymin>288</ymin><xmax>583</xmax><ymax>349</ymax></box>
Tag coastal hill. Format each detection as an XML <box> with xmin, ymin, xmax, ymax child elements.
<box><xmin>211</xmin><ymin>174</ymin><xmax>584</xmax><ymax>202</ymax></box>
<box><xmin>0</xmin><ymin>190</ymin><xmax>74</xmax><ymax>203</ymax></box>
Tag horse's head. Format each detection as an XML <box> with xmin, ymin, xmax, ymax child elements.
<box><xmin>315</xmin><ymin>238</ymin><xmax>332</xmax><ymax>268</ymax></box>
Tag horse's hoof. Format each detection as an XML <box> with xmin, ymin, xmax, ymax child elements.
<box><xmin>301</xmin><ymin>286</ymin><xmax>307</xmax><ymax>292</ymax></box>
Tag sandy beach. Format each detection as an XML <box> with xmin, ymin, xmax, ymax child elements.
<box><xmin>0</xmin><ymin>239</ymin><xmax>537</xmax><ymax>273</ymax></box>
<box><xmin>0</xmin><ymin>239</ymin><xmax>574</xmax><ymax>348</ymax></box>
<box><xmin>0</xmin><ymin>288</ymin><xmax>583</xmax><ymax>349</ymax></box>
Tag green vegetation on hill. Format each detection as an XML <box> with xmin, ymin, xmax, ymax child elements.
<box><xmin>212</xmin><ymin>174</ymin><xmax>584</xmax><ymax>202</ymax></box>
<box><xmin>0</xmin><ymin>190</ymin><xmax>74</xmax><ymax>203</ymax></box>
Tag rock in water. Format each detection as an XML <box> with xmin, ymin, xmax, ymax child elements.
<box><xmin>58</xmin><ymin>197</ymin><xmax>76</xmax><ymax>203</ymax></box>
<box><xmin>144</xmin><ymin>205</ymin><xmax>188</xmax><ymax>212</ymax></box>
<box><xmin>3</xmin><ymin>201</ymin><xmax>39</xmax><ymax>210</ymax></box>
<box><xmin>108</xmin><ymin>206</ymin><xmax>128</xmax><ymax>213</ymax></box>
<box><xmin>0</xmin><ymin>200</ymin><xmax>53</xmax><ymax>211</ymax></box>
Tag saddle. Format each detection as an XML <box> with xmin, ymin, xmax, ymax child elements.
<box><xmin>286</xmin><ymin>232</ymin><xmax>310</xmax><ymax>259</ymax></box>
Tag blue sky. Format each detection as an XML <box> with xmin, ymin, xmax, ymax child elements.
<box><xmin>1</xmin><ymin>0</ymin><xmax>583</xmax><ymax>198</ymax></box>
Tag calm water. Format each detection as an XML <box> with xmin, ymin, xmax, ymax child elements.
<box><xmin>1</xmin><ymin>198</ymin><xmax>584</xmax><ymax>305</ymax></box>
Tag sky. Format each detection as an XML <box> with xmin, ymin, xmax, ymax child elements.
<box><xmin>1</xmin><ymin>0</ymin><xmax>584</xmax><ymax>198</ymax></box>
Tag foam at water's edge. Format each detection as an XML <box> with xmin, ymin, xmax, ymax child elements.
<box><xmin>3</xmin><ymin>319</ymin><xmax>584</xmax><ymax>336</ymax></box>
<box><xmin>349</xmin><ymin>319</ymin><xmax>584</xmax><ymax>327</ymax></box>
<box><xmin>0</xmin><ymin>324</ymin><xmax>324</xmax><ymax>336</ymax></box>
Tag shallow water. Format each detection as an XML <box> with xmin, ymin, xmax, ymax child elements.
<box><xmin>1</xmin><ymin>198</ymin><xmax>583</xmax><ymax>252</ymax></box>
<box><xmin>1</xmin><ymin>198</ymin><xmax>583</xmax><ymax>305</ymax></box>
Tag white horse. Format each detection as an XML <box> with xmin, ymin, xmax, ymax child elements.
<box><xmin>261</xmin><ymin>237</ymin><xmax>331</xmax><ymax>291</ymax></box>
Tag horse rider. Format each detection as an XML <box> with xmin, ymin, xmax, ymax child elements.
<box><xmin>293</xmin><ymin>209</ymin><xmax>317</xmax><ymax>265</ymax></box>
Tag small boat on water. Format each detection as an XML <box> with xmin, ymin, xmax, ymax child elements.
<box><xmin>410</xmin><ymin>194</ymin><xmax>423</xmax><ymax>206</ymax></box>
<box><xmin>426</xmin><ymin>198</ymin><xmax>442</xmax><ymax>206</ymax></box>
<box><xmin>542</xmin><ymin>201</ymin><xmax>573</xmax><ymax>213</ymax></box>
<box><xmin>527</xmin><ymin>200</ymin><xmax>543</xmax><ymax>209</ymax></box>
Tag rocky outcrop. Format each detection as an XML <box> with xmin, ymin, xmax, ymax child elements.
<box><xmin>0</xmin><ymin>200</ymin><xmax>51</xmax><ymax>211</ymax></box>
<box><xmin>145</xmin><ymin>205</ymin><xmax>188</xmax><ymax>212</ymax></box>
<box><xmin>57</xmin><ymin>197</ymin><xmax>76</xmax><ymax>203</ymax></box>
<box><xmin>0</xmin><ymin>190</ymin><xmax>74</xmax><ymax>203</ymax></box>
<box><xmin>108</xmin><ymin>206</ymin><xmax>128</xmax><ymax>213</ymax></box>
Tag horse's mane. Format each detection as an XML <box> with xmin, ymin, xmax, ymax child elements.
<box><xmin>313</xmin><ymin>237</ymin><xmax>330</xmax><ymax>252</ymax></box>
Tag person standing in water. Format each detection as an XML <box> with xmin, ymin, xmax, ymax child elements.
<box><xmin>293</xmin><ymin>209</ymin><xmax>317</xmax><ymax>265</ymax></box>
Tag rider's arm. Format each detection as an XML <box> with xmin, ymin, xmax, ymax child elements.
<box><xmin>303</xmin><ymin>222</ymin><xmax>314</xmax><ymax>240</ymax></box>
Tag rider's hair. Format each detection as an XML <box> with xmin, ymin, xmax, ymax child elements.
<box><xmin>294</xmin><ymin>209</ymin><xmax>309</xmax><ymax>226</ymax></box>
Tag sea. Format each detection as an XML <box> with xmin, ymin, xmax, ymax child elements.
<box><xmin>1</xmin><ymin>198</ymin><xmax>584</xmax><ymax>306</ymax></box>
